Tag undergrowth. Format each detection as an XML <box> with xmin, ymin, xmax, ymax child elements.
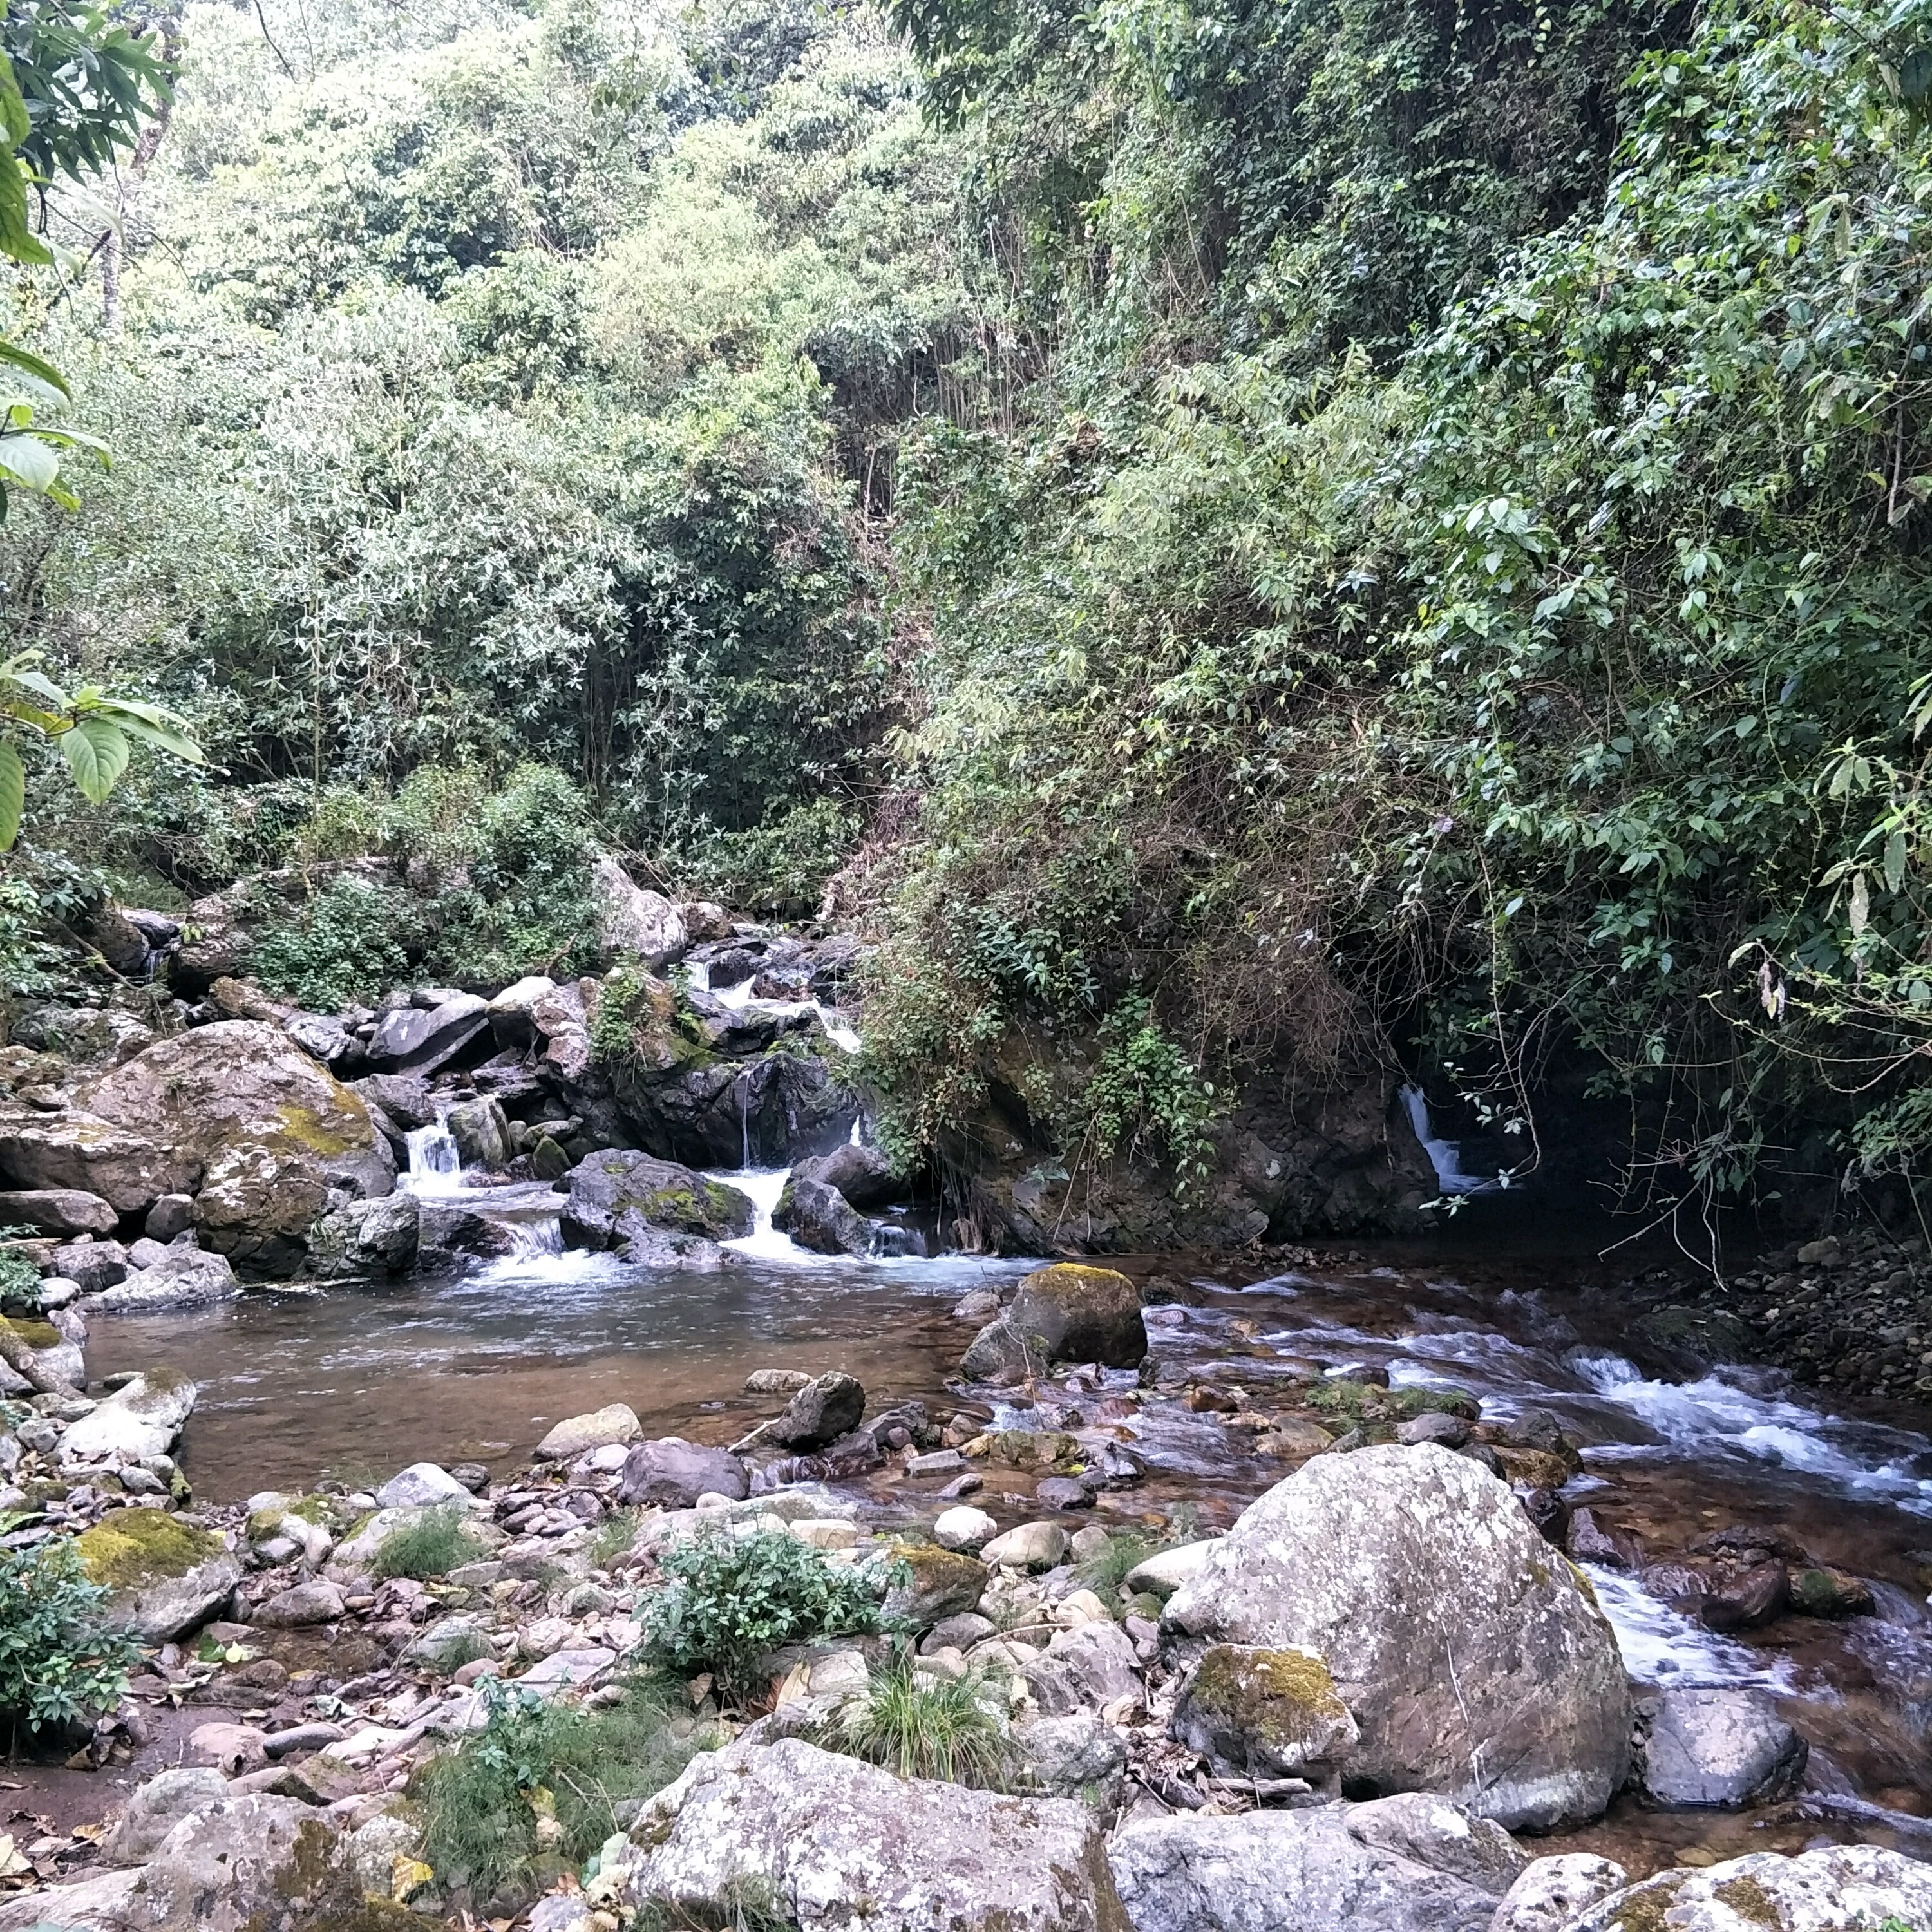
<box><xmin>373</xmin><ymin>1506</ymin><xmax>484</xmax><ymax>1582</ymax></box>
<box><xmin>820</xmin><ymin>1643</ymin><xmax>1009</xmax><ymax>1787</ymax></box>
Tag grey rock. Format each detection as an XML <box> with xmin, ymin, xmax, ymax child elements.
<box><xmin>773</xmin><ymin>1175</ymin><xmax>871</xmax><ymax>1256</ymax></box>
<box><xmin>60</xmin><ymin>1370</ymin><xmax>198</xmax><ymax>1464</ymax></box>
<box><xmin>1162</xmin><ymin>1444</ymin><xmax>1629</xmax><ymax>1831</ymax></box>
<box><xmin>626</xmin><ymin>1736</ymin><xmax>1123</xmax><ymax>1932</ymax></box>
<box><xmin>1005</xmin><ymin>1264</ymin><xmax>1147</xmax><ymax>1370</ymax></box>
<box><xmin>145</xmin><ymin>1193</ymin><xmax>195</xmax><ymax>1240</ymax></box>
<box><xmin>961</xmin><ymin>1316</ymin><xmax>1036</xmax><ymax>1385</ymax></box>
<box><xmin>1564</xmin><ymin>1844</ymin><xmax>1932</xmax><ymax>1932</ymax></box>
<box><xmin>447</xmin><ymin>1095</ymin><xmax>512</xmax><ymax>1170</ymax></box>
<box><xmin>1487</xmin><ymin>1854</ymin><xmax>1628</xmax><ymax>1932</ymax></box>
<box><xmin>106</xmin><ymin>1546</ymin><xmax>244</xmax><ymax>1643</ymax></box>
<box><xmin>90</xmin><ymin>1245</ymin><xmax>239</xmax><ymax>1312</ymax></box>
<box><xmin>596</xmin><ymin>857</ymin><xmax>688</xmax><ymax>967</ymax></box>
<box><xmin>253</xmin><ymin>1578</ymin><xmax>346</xmax><ymax>1627</ymax></box>
<box><xmin>1021</xmin><ymin>1619</ymin><xmax>1142</xmax><ymax>1718</ymax></box>
<box><xmin>923</xmin><ymin>1613</ymin><xmax>997</xmax><ymax>1653</ymax></box>
<box><xmin>310</xmin><ymin>1190</ymin><xmax>419</xmax><ymax>1276</ymax></box>
<box><xmin>0</xmin><ymin>1188</ymin><xmax>115</xmax><ymax>1235</ymax></box>
<box><xmin>1396</xmin><ymin>1411</ymin><xmax>1470</xmax><ymax>1449</ymax></box>
<box><xmin>563</xmin><ymin>1148</ymin><xmax>756</xmax><ymax>1245</ymax></box>
<box><xmin>1106</xmin><ymin>1803</ymin><xmax>1504</xmax><ymax>1932</ymax></box>
<box><xmin>125</xmin><ymin>1235</ymin><xmax>171</xmax><ymax>1269</ymax></box>
<box><xmin>1036</xmin><ymin>1477</ymin><xmax>1094</xmax><ymax>1511</ymax></box>
<box><xmin>99</xmin><ymin>1765</ymin><xmax>230</xmax><ymax>1864</ymax></box>
<box><xmin>368</xmin><ymin>992</ymin><xmax>490</xmax><ymax>1073</ymax></box>
<box><xmin>50</xmin><ymin>1236</ymin><xmax>128</xmax><ymax>1292</ymax></box>
<box><xmin>793</xmin><ymin>1142</ymin><xmax>902</xmax><ymax>1211</ymax></box>
<box><xmin>488</xmin><ymin>974</ymin><xmax>556</xmax><ymax>1048</ymax></box>
<box><xmin>1012</xmin><ymin>1710</ymin><xmax>1126</xmax><ymax>1803</ymax></box>
<box><xmin>981</xmin><ymin>1522</ymin><xmax>1068</xmax><ymax>1571</ymax></box>
<box><xmin>1343</xmin><ymin>1793</ymin><xmax>1527</xmax><ymax>1895</ymax></box>
<box><xmin>283</xmin><ymin>1010</ymin><xmax>351</xmax><ymax>1066</ymax></box>
<box><xmin>1639</xmin><ymin>1687</ymin><xmax>1807</xmax><ymax>1808</ymax></box>
<box><xmin>619</xmin><ymin>1437</ymin><xmax>749</xmax><ymax>1508</ymax></box>
<box><xmin>376</xmin><ymin>1461</ymin><xmax>470</xmax><ymax>1509</ymax></box>
<box><xmin>348</xmin><ymin>1072</ymin><xmax>440</xmax><ymax>1130</ymax></box>
<box><xmin>744</xmin><ymin>1370</ymin><xmax>866</xmax><ymax>1452</ymax></box>
<box><xmin>1171</xmin><ymin>1643</ymin><xmax>1359</xmax><ymax>1781</ymax></box>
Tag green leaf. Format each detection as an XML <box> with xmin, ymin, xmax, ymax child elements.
<box><xmin>61</xmin><ymin>715</ymin><xmax>128</xmax><ymax>804</ymax></box>
<box><xmin>0</xmin><ymin>740</ymin><xmax>23</xmax><ymax>852</ymax></box>
<box><xmin>0</xmin><ymin>435</ymin><xmax>58</xmax><ymax>493</ymax></box>
<box><xmin>93</xmin><ymin>701</ymin><xmax>204</xmax><ymax>763</ymax></box>
<box><xmin>0</xmin><ymin>339</ymin><xmax>69</xmax><ymax>401</ymax></box>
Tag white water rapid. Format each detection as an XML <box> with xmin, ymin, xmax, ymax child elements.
<box><xmin>1398</xmin><ymin>1083</ymin><xmax>1504</xmax><ymax>1196</ymax></box>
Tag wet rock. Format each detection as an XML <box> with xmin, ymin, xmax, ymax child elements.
<box><xmin>0</xmin><ymin>1108</ymin><xmax>190</xmax><ymax>1214</ymax></box>
<box><xmin>1012</xmin><ymin>1710</ymin><xmax>1126</xmax><ymax>1803</ymax></box>
<box><xmin>309</xmin><ymin>1190</ymin><xmax>419</xmax><ymax>1275</ymax></box>
<box><xmin>563</xmin><ymin>1148</ymin><xmax>756</xmax><ymax>1246</ymax></box>
<box><xmin>746</xmin><ymin>1367</ymin><xmax>814</xmax><ymax>1394</ymax></box>
<box><xmin>961</xmin><ymin>1316</ymin><xmax>1037</xmax><ymax>1384</ymax></box>
<box><xmin>376</xmin><ymin>1461</ymin><xmax>471</xmax><ymax>1508</ymax></box>
<box><xmin>0</xmin><ymin>1187</ymin><xmax>115</xmax><ymax>1235</ymax></box>
<box><xmin>1518</xmin><ymin>1489</ymin><xmax>1571</xmax><ymax>1549</ymax></box>
<box><xmin>100</xmin><ymin>1766</ymin><xmax>231</xmax><ymax>1864</ymax></box>
<box><xmin>76</xmin><ymin>1508</ymin><xmax>243</xmax><ymax>1642</ymax></box>
<box><xmin>350</xmin><ymin>1072</ymin><xmax>440</xmax><ymax>1130</ymax></box>
<box><xmin>907</xmin><ymin>1448</ymin><xmax>965</xmax><ymax>1478</ymax></box>
<box><xmin>368</xmin><ymin>992</ymin><xmax>491</xmax><ymax>1073</ymax></box>
<box><xmin>1639</xmin><ymin>1688</ymin><xmax>1807</xmax><ymax>1808</ymax></box>
<box><xmin>1170</xmin><ymin>1643</ymin><xmax>1359</xmax><ymax>1782</ymax></box>
<box><xmin>882</xmin><ymin>1546</ymin><xmax>987</xmax><ymax>1629</ymax></box>
<box><xmin>953</xmin><ymin>1289</ymin><xmax>1001</xmax><ymax>1323</ymax></box>
<box><xmin>537</xmin><ymin>1403</ymin><xmax>641</xmax><ymax>1461</ymax></box>
<box><xmin>1006</xmin><ymin>1264</ymin><xmax>1146</xmax><ymax>1370</ymax></box>
<box><xmin>981</xmin><ymin>1522</ymin><xmax>1070</xmax><ymax>1571</ymax></box>
<box><xmin>1487</xmin><ymin>1853</ymin><xmax>1629</xmax><ymax>1932</ymax></box>
<box><xmin>1564</xmin><ymin>1507</ymin><xmax>1640</xmax><ymax>1569</ymax></box>
<box><xmin>447</xmin><ymin>1095</ymin><xmax>512</xmax><ymax>1168</ymax></box>
<box><xmin>1789</xmin><ymin>1564</ymin><xmax>1873</xmax><ymax>1618</ymax></box>
<box><xmin>1021</xmin><ymin>1619</ymin><xmax>1142</xmax><ymax>1718</ymax></box>
<box><xmin>627</xmin><ymin>1736</ymin><xmax>1122</xmax><ymax>1932</ymax></box>
<box><xmin>737</xmin><ymin>1370</ymin><xmax>866</xmax><ymax>1452</ymax></box>
<box><xmin>793</xmin><ymin>1142</ymin><xmax>902</xmax><ymax>1211</ymax></box>
<box><xmin>773</xmin><ymin>1175</ymin><xmax>871</xmax><ymax>1256</ymax></box>
<box><xmin>192</xmin><ymin>1140</ymin><xmax>331</xmax><ymax>1276</ymax></box>
<box><xmin>1106</xmin><ymin>1803</ymin><xmax>1504</xmax><ymax>1932</ymax></box>
<box><xmin>60</xmin><ymin>1369</ymin><xmax>196</xmax><ymax>1464</ymax></box>
<box><xmin>1565</xmin><ymin>1844</ymin><xmax>1932</xmax><ymax>1932</ymax></box>
<box><xmin>619</xmin><ymin>1437</ymin><xmax>749</xmax><ymax>1508</ymax></box>
<box><xmin>1396</xmin><ymin>1411</ymin><xmax>1470</xmax><ymax>1449</ymax></box>
<box><xmin>1163</xmin><ymin>1444</ymin><xmax>1629</xmax><ymax>1830</ymax></box>
<box><xmin>935</xmin><ymin>1506</ymin><xmax>999</xmax><ymax>1551</ymax></box>
<box><xmin>1698</xmin><ymin>1559</ymin><xmax>1787</xmax><ymax>1631</ymax></box>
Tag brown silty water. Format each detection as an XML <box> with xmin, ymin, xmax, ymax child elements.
<box><xmin>78</xmin><ymin>1180</ymin><xmax>1932</xmax><ymax>1879</ymax></box>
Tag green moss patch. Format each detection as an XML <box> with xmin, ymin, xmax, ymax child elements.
<box><xmin>0</xmin><ymin>1315</ymin><xmax>61</xmax><ymax>1351</ymax></box>
<box><xmin>77</xmin><ymin>1510</ymin><xmax>225</xmax><ymax>1587</ymax></box>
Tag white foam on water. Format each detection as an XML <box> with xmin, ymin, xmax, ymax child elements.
<box><xmin>714</xmin><ymin>1167</ymin><xmax>838</xmax><ymax>1265</ymax></box>
<box><xmin>1583</xmin><ymin>1563</ymin><xmax>1795</xmax><ymax>1690</ymax></box>
<box><xmin>401</xmin><ymin>1118</ymin><xmax>465</xmax><ymax>1195</ymax></box>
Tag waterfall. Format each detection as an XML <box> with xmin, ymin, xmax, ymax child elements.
<box><xmin>402</xmin><ymin>1115</ymin><xmax>464</xmax><ymax>1195</ymax></box>
<box><xmin>1398</xmin><ymin>1084</ymin><xmax>1503</xmax><ymax>1197</ymax></box>
<box><xmin>717</xmin><ymin>1168</ymin><xmax>825</xmax><ymax>1264</ymax></box>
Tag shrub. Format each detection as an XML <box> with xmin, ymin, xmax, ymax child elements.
<box><xmin>251</xmin><ymin>874</ymin><xmax>412</xmax><ymax>1011</ymax></box>
<box><xmin>0</xmin><ymin>1540</ymin><xmax>139</xmax><ymax>1738</ymax></box>
<box><xmin>373</xmin><ymin>1506</ymin><xmax>484</xmax><ymax>1582</ymax></box>
<box><xmin>0</xmin><ymin>1249</ymin><xmax>42</xmax><ymax>1317</ymax></box>
<box><xmin>418</xmin><ymin>1676</ymin><xmax>705</xmax><ymax>1904</ymax></box>
<box><xmin>688</xmin><ymin>798</ymin><xmax>858</xmax><ymax>918</ymax></box>
<box><xmin>642</xmin><ymin>1529</ymin><xmax>885</xmax><ymax>1700</ymax></box>
<box><xmin>821</xmin><ymin>1643</ymin><xmax>1009</xmax><ymax>1787</ymax></box>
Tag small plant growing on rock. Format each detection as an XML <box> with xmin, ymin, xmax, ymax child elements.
<box><xmin>643</xmin><ymin>1529</ymin><xmax>884</xmax><ymax>1702</ymax></box>
<box><xmin>0</xmin><ymin>1540</ymin><xmax>138</xmax><ymax>1745</ymax></box>
<box><xmin>417</xmin><ymin>1676</ymin><xmax>703</xmax><ymax>1906</ymax></box>
<box><xmin>822</xmin><ymin>1643</ymin><xmax>1009</xmax><ymax>1788</ymax></box>
<box><xmin>374</xmin><ymin>1506</ymin><xmax>484</xmax><ymax>1582</ymax></box>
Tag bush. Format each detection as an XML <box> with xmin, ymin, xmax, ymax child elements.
<box><xmin>373</xmin><ymin>1506</ymin><xmax>485</xmax><ymax>1582</ymax></box>
<box><xmin>0</xmin><ymin>1540</ymin><xmax>139</xmax><ymax>1738</ymax></box>
<box><xmin>418</xmin><ymin>1676</ymin><xmax>705</xmax><ymax>1904</ymax></box>
<box><xmin>821</xmin><ymin>1643</ymin><xmax>1009</xmax><ymax>1787</ymax></box>
<box><xmin>642</xmin><ymin>1529</ymin><xmax>886</xmax><ymax>1701</ymax></box>
<box><xmin>688</xmin><ymin>799</ymin><xmax>858</xmax><ymax>918</ymax></box>
<box><xmin>251</xmin><ymin>874</ymin><xmax>412</xmax><ymax>1010</ymax></box>
<box><xmin>0</xmin><ymin>1250</ymin><xmax>42</xmax><ymax>1317</ymax></box>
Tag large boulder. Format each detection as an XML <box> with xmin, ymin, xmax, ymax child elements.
<box><xmin>563</xmin><ymin>1148</ymin><xmax>755</xmax><ymax>1251</ymax></box>
<box><xmin>1638</xmin><ymin>1687</ymin><xmax>1807</xmax><ymax>1808</ymax></box>
<box><xmin>626</xmin><ymin>1737</ymin><xmax>1124</xmax><ymax>1932</ymax></box>
<box><xmin>0</xmin><ymin>1108</ymin><xmax>193</xmax><ymax>1213</ymax></box>
<box><xmin>367</xmin><ymin>992</ymin><xmax>491</xmax><ymax>1073</ymax></box>
<box><xmin>1566</xmin><ymin>1844</ymin><xmax>1932</xmax><ymax>1932</ymax></box>
<box><xmin>488</xmin><ymin>974</ymin><xmax>556</xmax><ymax>1047</ymax></box>
<box><xmin>1162</xmin><ymin>1444</ymin><xmax>1629</xmax><ymax>1830</ymax></box>
<box><xmin>99</xmin><ymin>1766</ymin><xmax>230</xmax><ymax>1865</ymax></box>
<box><xmin>618</xmin><ymin>1437</ymin><xmax>750</xmax><ymax>1508</ymax></box>
<box><xmin>736</xmin><ymin>1370</ymin><xmax>866</xmax><ymax>1452</ymax></box>
<box><xmin>0</xmin><ymin>1187</ymin><xmax>116</xmax><ymax>1235</ymax></box>
<box><xmin>596</xmin><ymin>855</ymin><xmax>688</xmax><ymax>967</ymax></box>
<box><xmin>793</xmin><ymin>1142</ymin><xmax>902</xmax><ymax>1211</ymax></box>
<box><xmin>308</xmin><ymin>1191</ymin><xmax>421</xmax><ymax>1276</ymax></box>
<box><xmin>1105</xmin><ymin>1797</ymin><xmax>1520</xmax><ymax>1932</ymax></box>
<box><xmin>1488</xmin><ymin>1855</ymin><xmax>1628</xmax><ymax>1932</ymax></box>
<box><xmin>773</xmin><ymin>1176</ymin><xmax>871</xmax><ymax>1256</ymax></box>
<box><xmin>75</xmin><ymin>1508</ymin><xmax>243</xmax><ymax>1642</ymax></box>
<box><xmin>446</xmin><ymin>1095</ymin><xmax>511</xmax><ymax>1169</ymax></box>
<box><xmin>1007</xmin><ymin>1264</ymin><xmax>1146</xmax><ymax>1368</ymax></box>
<box><xmin>59</xmin><ymin>1370</ymin><xmax>196</xmax><ymax>1467</ymax></box>
<box><xmin>612</xmin><ymin>1050</ymin><xmax>859</xmax><ymax>1170</ymax></box>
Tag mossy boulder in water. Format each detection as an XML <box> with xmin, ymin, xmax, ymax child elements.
<box><xmin>561</xmin><ymin>1148</ymin><xmax>755</xmax><ymax>1247</ymax></box>
<box><xmin>1007</xmin><ymin>1264</ymin><xmax>1146</xmax><ymax>1369</ymax></box>
<box><xmin>1170</xmin><ymin>1643</ymin><xmax>1359</xmax><ymax>1783</ymax></box>
<box><xmin>77</xmin><ymin>1507</ymin><xmax>242</xmax><ymax>1641</ymax></box>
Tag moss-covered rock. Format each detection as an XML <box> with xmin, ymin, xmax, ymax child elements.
<box><xmin>77</xmin><ymin>1507</ymin><xmax>243</xmax><ymax>1642</ymax></box>
<box><xmin>882</xmin><ymin>1543</ymin><xmax>990</xmax><ymax>1629</ymax></box>
<box><xmin>1171</xmin><ymin>1642</ymin><xmax>1359</xmax><ymax>1782</ymax></box>
<box><xmin>1007</xmin><ymin>1263</ymin><xmax>1146</xmax><ymax>1368</ymax></box>
<box><xmin>561</xmin><ymin>1148</ymin><xmax>755</xmax><ymax>1246</ymax></box>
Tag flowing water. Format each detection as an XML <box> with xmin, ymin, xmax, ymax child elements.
<box><xmin>75</xmin><ymin>1148</ymin><xmax>1932</xmax><ymax>1868</ymax></box>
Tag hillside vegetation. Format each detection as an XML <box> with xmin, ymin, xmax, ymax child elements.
<box><xmin>8</xmin><ymin>0</ymin><xmax>1932</xmax><ymax>1236</ymax></box>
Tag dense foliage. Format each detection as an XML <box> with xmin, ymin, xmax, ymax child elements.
<box><xmin>0</xmin><ymin>1537</ymin><xmax>137</xmax><ymax>1735</ymax></box>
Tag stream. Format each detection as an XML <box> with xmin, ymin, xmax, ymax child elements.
<box><xmin>76</xmin><ymin>1148</ymin><xmax>1932</xmax><ymax>1873</ymax></box>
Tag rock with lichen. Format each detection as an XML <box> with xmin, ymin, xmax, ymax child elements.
<box><xmin>1170</xmin><ymin>1643</ymin><xmax>1359</xmax><ymax>1784</ymax></box>
<box><xmin>75</xmin><ymin>1508</ymin><xmax>242</xmax><ymax>1642</ymax></box>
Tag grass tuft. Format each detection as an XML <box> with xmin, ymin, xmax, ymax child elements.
<box><xmin>820</xmin><ymin>1643</ymin><xmax>1009</xmax><ymax>1788</ymax></box>
<box><xmin>374</xmin><ymin>1506</ymin><xmax>485</xmax><ymax>1582</ymax></box>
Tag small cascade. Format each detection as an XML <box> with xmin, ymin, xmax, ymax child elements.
<box><xmin>696</xmin><ymin>961</ymin><xmax>862</xmax><ymax>1055</ymax></box>
<box><xmin>1398</xmin><ymin>1084</ymin><xmax>1502</xmax><ymax>1197</ymax></box>
<box><xmin>717</xmin><ymin>1168</ymin><xmax>828</xmax><ymax>1264</ymax></box>
<box><xmin>402</xmin><ymin>1116</ymin><xmax>464</xmax><ymax>1195</ymax></box>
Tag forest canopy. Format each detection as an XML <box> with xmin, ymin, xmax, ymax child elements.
<box><xmin>5</xmin><ymin>0</ymin><xmax>1932</xmax><ymax>1228</ymax></box>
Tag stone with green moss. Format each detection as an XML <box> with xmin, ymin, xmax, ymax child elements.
<box><xmin>77</xmin><ymin>1506</ymin><xmax>244</xmax><ymax>1641</ymax></box>
<box><xmin>882</xmin><ymin>1542</ymin><xmax>990</xmax><ymax>1629</ymax></box>
<box><xmin>1007</xmin><ymin>1263</ymin><xmax>1147</xmax><ymax>1368</ymax></box>
<box><xmin>1171</xmin><ymin>1642</ymin><xmax>1360</xmax><ymax>1782</ymax></box>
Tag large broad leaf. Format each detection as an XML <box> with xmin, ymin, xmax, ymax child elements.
<box><xmin>2</xmin><ymin>666</ymin><xmax>69</xmax><ymax>712</ymax></box>
<box><xmin>61</xmin><ymin>715</ymin><xmax>128</xmax><ymax>804</ymax></box>
<box><xmin>90</xmin><ymin>698</ymin><xmax>204</xmax><ymax>764</ymax></box>
<box><xmin>0</xmin><ymin>433</ymin><xmax>59</xmax><ymax>493</ymax></box>
<box><xmin>0</xmin><ymin>338</ymin><xmax>69</xmax><ymax>401</ymax></box>
<box><xmin>0</xmin><ymin>740</ymin><xmax>23</xmax><ymax>851</ymax></box>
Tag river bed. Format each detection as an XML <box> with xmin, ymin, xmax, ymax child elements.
<box><xmin>78</xmin><ymin>1186</ymin><xmax>1932</xmax><ymax>1874</ymax></box>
